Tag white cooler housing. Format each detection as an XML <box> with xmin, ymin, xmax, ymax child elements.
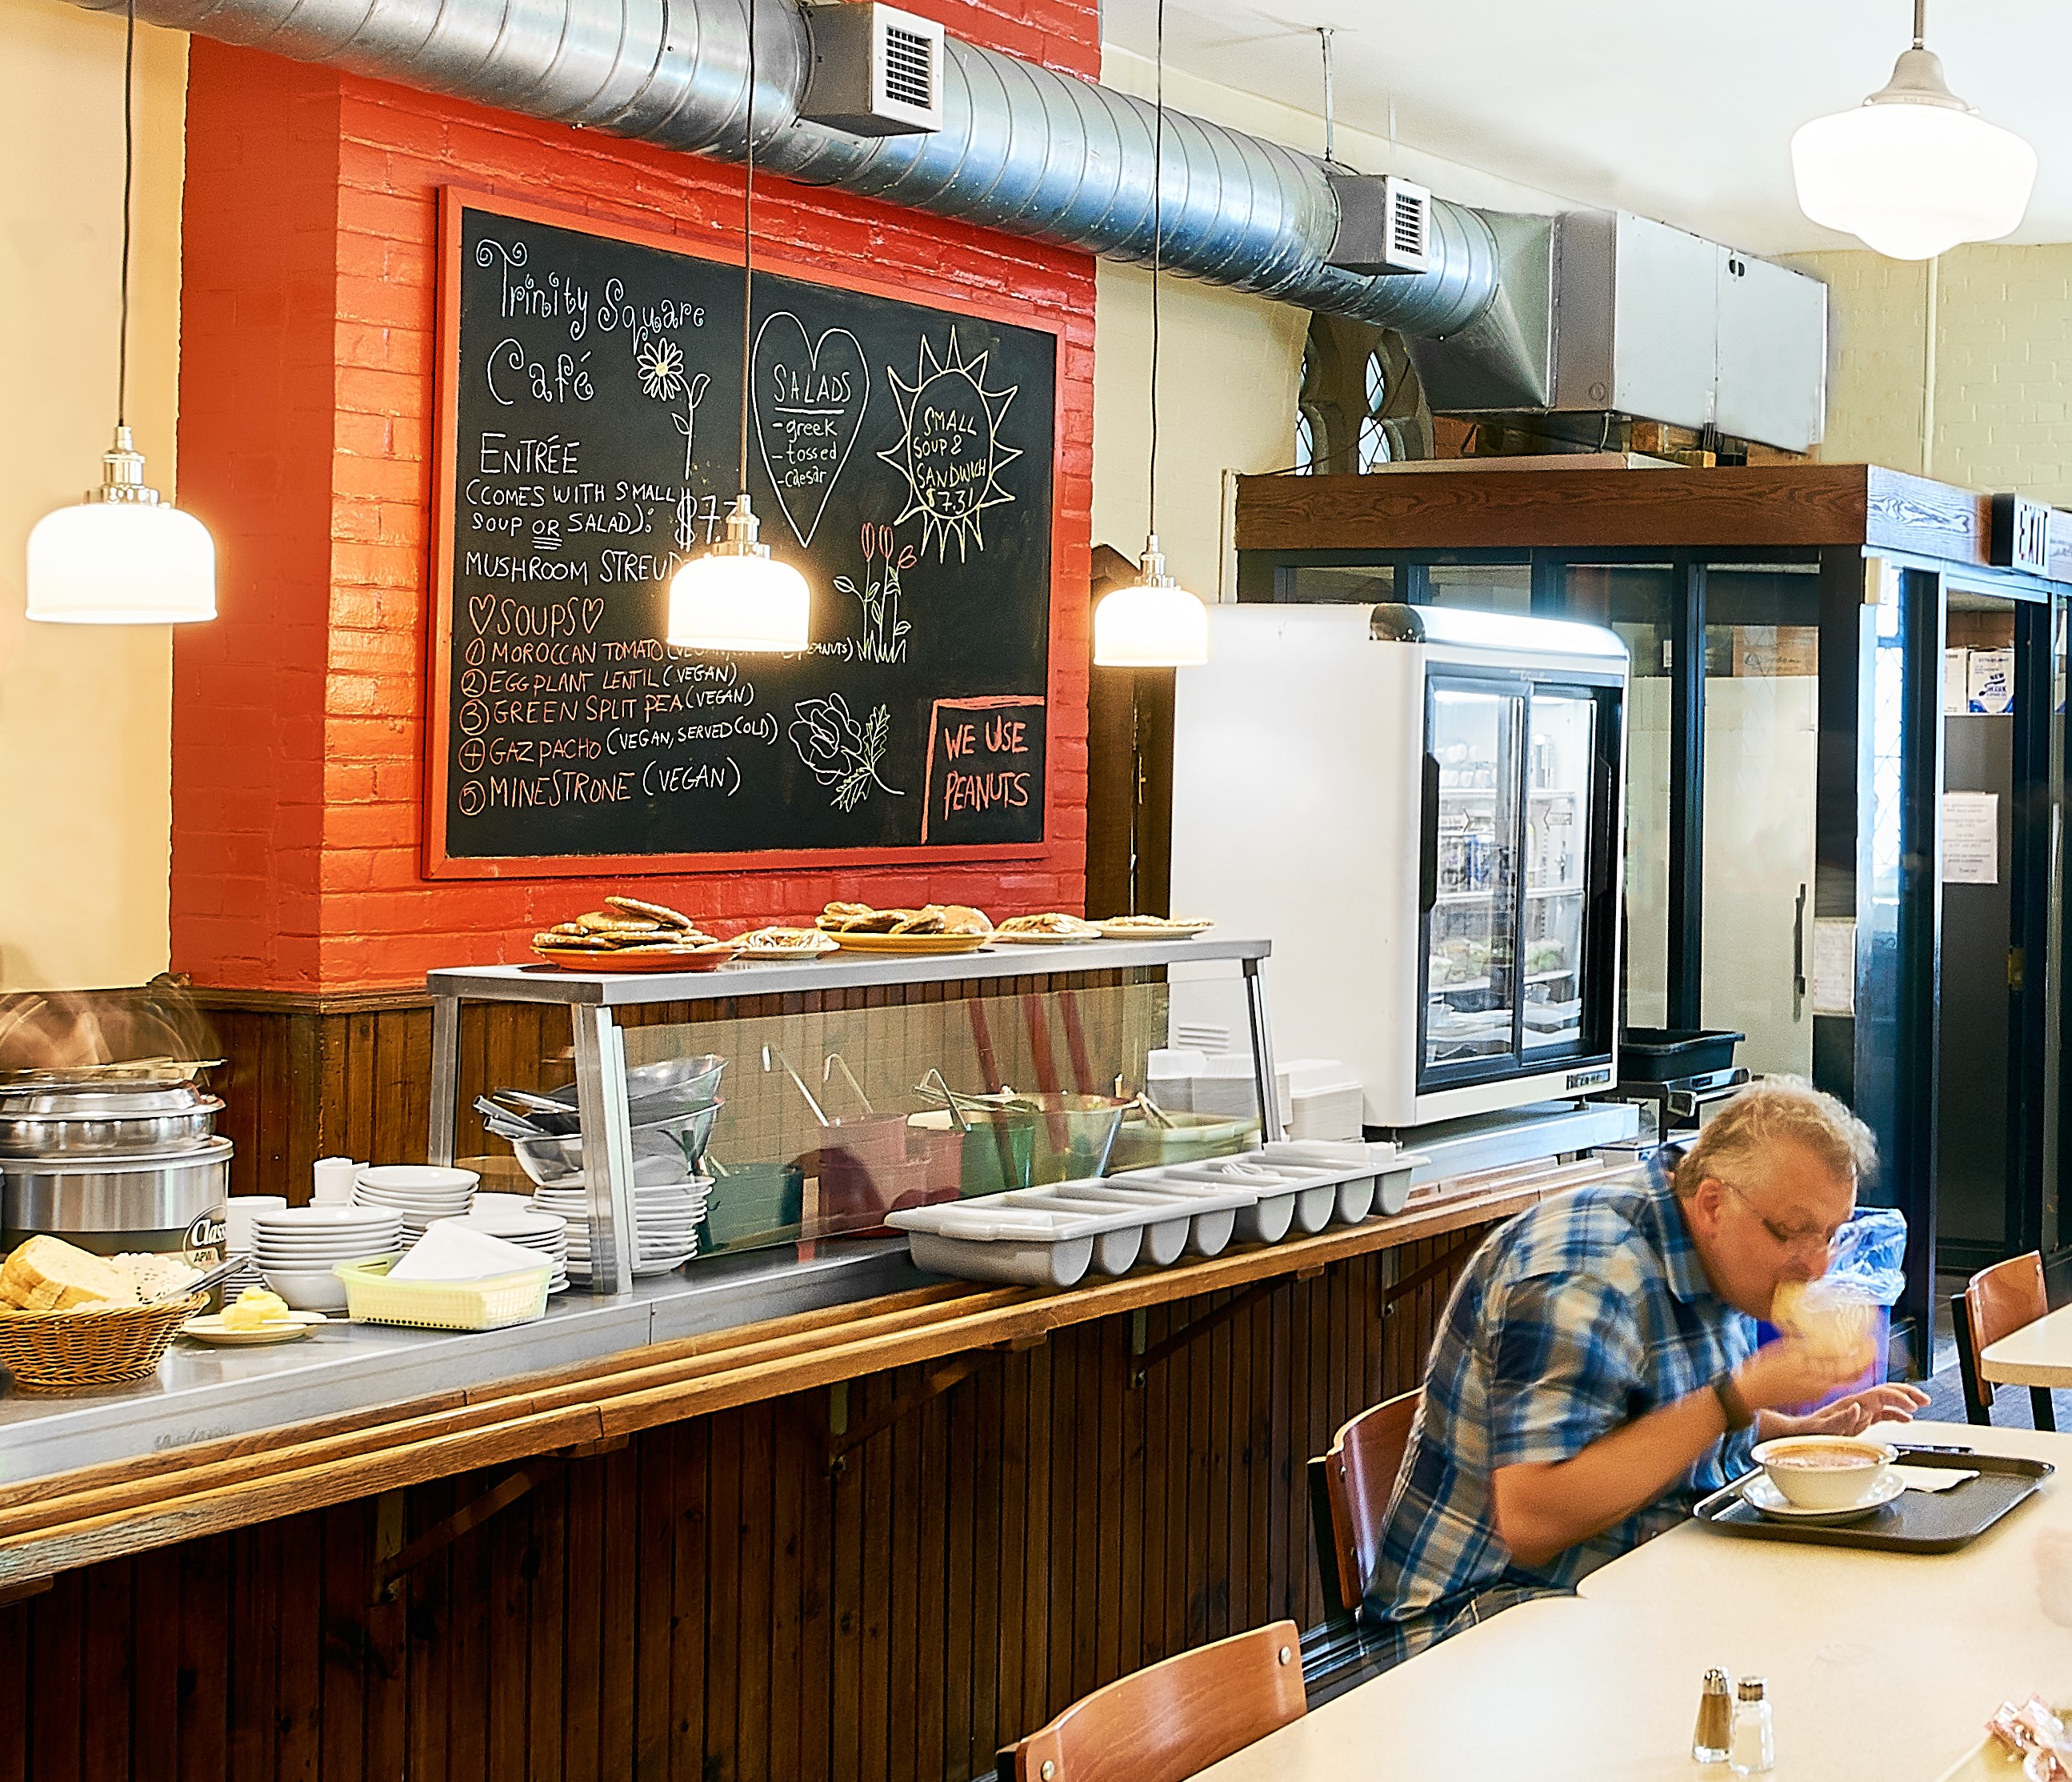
<box><xmin>1169</xmin><ymin>603</ymin><xmax>1629</xmax><ymax>1130</ymax></box>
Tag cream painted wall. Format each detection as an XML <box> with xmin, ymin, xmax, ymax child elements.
<box><xmin>1797</xmin><ymin>243</ymin><xmax>2072</xmax><ymax>506</ymax></box>
<box><xmin>0</xmin><ymin>0</ymin><xmax>184</xmax><ymax>992</ymax></box>
<box><xmin>1091</xmin><ymin>48</ymin><xmax>1580</xmax><ymax>602</ymax></box>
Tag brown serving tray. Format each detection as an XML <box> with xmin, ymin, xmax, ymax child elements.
<box><xmin>1691</xmin><ymin>1445</ymin><xmax>2054</xmax><ymax>1553</ymax></box>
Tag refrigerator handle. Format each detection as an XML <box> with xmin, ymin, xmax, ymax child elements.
<box><xmin>1419</xmin><ymin>752</ymin><xmax>1440</xmax><ymax>915</ymax></box>
<box><xmin>1792</xmin><ymin>881</ymin><xmax>1808</xmax><ymax>1020</ymax></box>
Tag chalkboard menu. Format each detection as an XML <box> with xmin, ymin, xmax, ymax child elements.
<box><xmin>427</xmin><ymin>193</ymin><xmax>1058</xmax><ymax>875</ymax></box>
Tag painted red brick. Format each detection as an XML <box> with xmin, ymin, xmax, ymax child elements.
<box><xmin>175</xmin><ymin>20</ymin><xmax>1099</xmax><ymax>993</ymax></box>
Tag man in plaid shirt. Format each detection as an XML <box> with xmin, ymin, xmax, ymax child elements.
<box><xmin>1362</xmin><ymin>1078</ymin><xmax>1928</xmax><ymax>1664</ymax></box>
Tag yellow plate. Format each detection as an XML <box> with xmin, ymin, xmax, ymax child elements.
<box><xmin>990</xmin><ymin>927</ymin><xmax>1105</xmax><ymax>945</ymax></box>
<box><xmin>830</xmin><ymin>931</ymin><xmax>993</xmax><ymax>955</ymax></box>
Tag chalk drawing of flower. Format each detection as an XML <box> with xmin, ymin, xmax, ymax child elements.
<box><xmin>636</xmin><ymin>336</ymin><xmax>686</xmax><ymax>402</ymax></box>
<box><xmin>790</xmin><ymin>694</ymin><xmax>904</xmax><ymax>812</ymax></box>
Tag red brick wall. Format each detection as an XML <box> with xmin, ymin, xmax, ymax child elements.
<box><xmin>174</xmin><ymin>3</ymin><xmax>1098</xmax><ymax>992</ymax></box>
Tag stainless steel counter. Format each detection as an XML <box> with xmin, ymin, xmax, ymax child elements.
<box><xmin>0</xmin><ymin>1239</ymin><xmax>926</xmax><ymax>1488</ymax></box>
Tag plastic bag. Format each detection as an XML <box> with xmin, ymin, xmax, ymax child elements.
<box><xmin>1825</xmin><ymin>1207</ymin><xmax>1908</xmax><ymax>1307</ymax></box>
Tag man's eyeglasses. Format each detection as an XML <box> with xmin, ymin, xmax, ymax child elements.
<box><xmin>1715</xmin><ymin>1176</ymin><xmax>1843</xmax><ymax>1260</ymax></box>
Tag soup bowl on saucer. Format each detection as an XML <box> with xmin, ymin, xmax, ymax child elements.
<box><xmin>1750</xmin><ymin>1434</ymin><xmax>1898</xmax><ymax>1512</ymax></box>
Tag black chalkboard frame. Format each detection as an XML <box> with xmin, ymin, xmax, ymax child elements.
<box><xmin>424</xmin><ymin>186</ymin><xmax>1068</xmax><ymax>879</ymax></box>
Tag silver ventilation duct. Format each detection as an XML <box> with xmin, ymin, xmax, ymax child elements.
<box><xmin>74</xmin><ymin>0</ymin><xmax>1508</xmax><ymax>347</ymax></box>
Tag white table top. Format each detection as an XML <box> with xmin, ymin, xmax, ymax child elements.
<box><xmin>1194</xmin><ymin>1422</ymin><xmax>2072</xmax><ymax>1781</ymax></box>
<box><xmin>1982</xmin><ymin>1301</ymin><xmax>2072</xmax><ymax>1388</ymax></box>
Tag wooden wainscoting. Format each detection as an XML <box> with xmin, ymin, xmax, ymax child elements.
<box><xmin>0</xmin><ymin>1231</ymin><xmax>1482</xmax><ymax>1782</ymax></box>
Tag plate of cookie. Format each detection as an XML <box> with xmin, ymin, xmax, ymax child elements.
<box><xmin>532</xmin><ymin>897</ymin><xmax>740</xmax><ymax>971</ymax></box>
<box><xmin>733</xmin><ymin>926</ymin><xmax>841</xmax><ymax>960</ymax></box>
<box><xmin>815</xmin><ymin>901</ymin><xmax>994</xmax><ymax>955</ymax></box>
<box><xmin>1094</xmin><ymin>915</ymin><xmax>1215</xmax><ymax>940</ymax></box>
<box><xmin>991</xmin><ymin>913</ymin><xmax>1104</xmax><ymax>945</ymax></box>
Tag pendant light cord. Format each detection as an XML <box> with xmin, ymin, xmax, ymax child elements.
<box><xmin>738</xmin><ymin>0</ymin><xmax>756</xmax><ymax>491</ymax></box>
<box><xmin>118</xmin><ymin>0</ymin><xmax>136</xmax><ymax>429</ymax></box>
<box><xmin>1913</xmin><ymin>0</ymin><xmax>1926</xmax><ymax>49</ymax></box>
<box><xmin>1147</xmin><ymin>0</ymin><xmax>1165</xmax><ymax>541</ymax></box>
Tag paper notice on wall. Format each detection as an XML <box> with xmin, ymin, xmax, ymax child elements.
<box><xmin>1810</xmin><ymin>919</ymin><xmax>1856</xmax><ymax>1017</ymax></box>
<box><xmin>1943</xmin><ymin>791</ymin><xmax>2000</xmax><ymax>884</ymax></box>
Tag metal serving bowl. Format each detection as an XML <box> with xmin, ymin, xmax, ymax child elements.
<box><xmin>0</xmin><ymin>1082</ymin><xmax>223</xmax><ymax>1159</ymax></box>
<box><xmin>508</xmin><ymin>1099</ymin><xmax>725</xmax><ymax>1188</ymax></box>
<box><xmin>541</xmin><ymin>1055</ymin><xmax>727</xmax><ymax>1124</ymax></box>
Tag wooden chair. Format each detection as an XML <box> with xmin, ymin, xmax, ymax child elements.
<box><xmin>1308</xmin><ymin>1388</ymin><xmax>1422</xmax><ymax>1627</ymax></box>
<box><xmin>1952</xmin><ymin>1251</ymin><xmax>2057</xmax><ymax>1432</ymax></box>
<box><xmin>996</xmin><ymin>1620</ymin><xmax>1305</xmax><ymax>1782</ymax></box>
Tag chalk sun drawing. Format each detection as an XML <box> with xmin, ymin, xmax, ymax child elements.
<box><xmin>877</xmin><ymin>329</ymin><xmax>1021</xmax><ymax>563</ymax></box>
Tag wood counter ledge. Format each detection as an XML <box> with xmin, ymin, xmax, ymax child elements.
<box><xmin>0</xmin><ymin>1170</ymin><xmax>1586</xmax><ymax>1589</ymax></box>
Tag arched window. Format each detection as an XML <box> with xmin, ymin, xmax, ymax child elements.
<box><xmin>1295</xmin><ymin>406</ymin><xmax>1321</xmax><ymax>475</ymax></box>
<box><xmin>1357</xmin><ymin>350</ymin><xmax>1394</xmax><ymax>471</ymax></box>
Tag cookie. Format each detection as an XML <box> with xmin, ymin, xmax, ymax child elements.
<box><xmin>605</xmin><ymin>895</ymin><xmax>698</xmax><ymax>930</ymax></box>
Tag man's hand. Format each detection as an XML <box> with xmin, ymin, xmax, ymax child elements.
<box><xmin>1732</xmin><ymin>1334</ymin><xmax>1874</xmax><ymax>1416</ymax></box>
<box><xmin>1765</xmin><ymin>1381</ymin><xmax>1930</xmax><ymax>1440</ymax></box>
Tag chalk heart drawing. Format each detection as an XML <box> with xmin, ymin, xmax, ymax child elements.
<box><xmin>878</xmin><ymin>327</ymin><xmax>1020</xmax><ymax>563</ymax></box>
<box><xmin>468</xmin><ymin>595</ymin><xmax>497</xmax><ymax>634</ymax></box>
<box><xmin>751</xmin><ymin>314</ymin><xmax>870</xmax><ymax>549</ymax></box>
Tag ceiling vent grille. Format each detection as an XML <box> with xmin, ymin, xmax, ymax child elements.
<box><xmin>1325</xmin><ymin>173</ymin><xmax>1435</xmax><ymax>277</ymax></box>
<box><xmin>802</xmin><ymin>3</ymin><xmax>945</xmax><ymax>138</ymax></box>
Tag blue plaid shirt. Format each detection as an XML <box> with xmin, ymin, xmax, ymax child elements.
<box><xmin>1362</xmin><ymin>1165</ymin><xmax>1757</xmax><ymax>1664</ymax></box>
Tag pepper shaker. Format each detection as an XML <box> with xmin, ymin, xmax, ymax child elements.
<box><xmin>1691</xmin><ymin>1667</ymin><xmax>1733</xmax><ymax>1764</ymax></box>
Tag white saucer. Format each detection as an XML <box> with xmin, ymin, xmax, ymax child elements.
<box><xmin>1743</xmin><ymin>1470</ymin><xmax>1906</xmax><ymax>1524</ymax></box>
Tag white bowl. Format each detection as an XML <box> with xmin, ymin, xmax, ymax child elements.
<box><xmin>261</xmin><ymin>1267</ymin><xmax>351</xmax><ymax>1313</ymax></box>
<box><xmin>1751</xmin><ymin>1435</ymin><xmax>1897</xmax><ymax>1511</ymax></box>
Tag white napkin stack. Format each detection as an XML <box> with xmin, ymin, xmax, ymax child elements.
<box><xmin>390</xmin><ymin>1223</ymin><xmax>549</xmax><ymax>1283</ymax></box>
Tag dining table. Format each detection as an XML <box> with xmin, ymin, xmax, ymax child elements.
<box><xmin>1982</xmin><ymin>1302</ymin><xmax>2072</xmax><ymax>1391</ymax></box>
<box><xmin>1191</xmin><ymin>1420</ymin><xmax>2072</xmax><ymax>1780</ymax></box>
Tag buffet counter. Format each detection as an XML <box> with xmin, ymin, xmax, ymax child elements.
<box><xmin>0</xmin><ymin>1167</ymin><xmax>1574</xmax><ymax>1592</ymax></box>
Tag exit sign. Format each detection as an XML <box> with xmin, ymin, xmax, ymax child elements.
<box><xmin>1990</xmin><ymin>492</ymin><xmax>2054</xmax><ymax>573</ymax></box>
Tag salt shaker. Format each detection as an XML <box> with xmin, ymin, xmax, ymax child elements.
<box><xmin>1691</xmin><ymin>1668</ymin><xmax>1733</xmax><ymax>1764</ymax></box>
<box><xmin>1729</xmin><ymin>1676</ymin><xmax>1774</xmax><ymax>1776</ymax></box>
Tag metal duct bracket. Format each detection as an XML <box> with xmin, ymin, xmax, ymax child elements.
<box><xmin>1326</xmin><ymin>174</ymin><xmax>1435</xmax><ymax>275</ymax></box>
<box><xmin>801</xmin><ymin>2</ymin><xmax>944</xmax><ymax>138</ymax></box>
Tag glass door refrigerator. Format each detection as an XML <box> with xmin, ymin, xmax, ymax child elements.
<box><xmin>1168</xmin><ymin>603</ymin><xmax>1627</xmax><ymax>1131</ymax></box>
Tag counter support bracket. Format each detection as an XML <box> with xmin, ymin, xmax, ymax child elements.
<box><xmin>370</xmin><ymin>1436</ymin><xmax>626</xmax><ymax>1603</ymax></box>
<box><xmin>1129</xmin><ymin>1264</ymin><xmax>1322</xmax><ymax>1389</ymax></box>
<box><xmin>428</xmin><ymin>993</ymin><xmax>460</xmax><ymax>1167</ymax></box>
<box><xmin>1380</xmin><ymin>1231</ymin><xmax>1476</xmax><ymax>1316</ymax></box>
<box><xmin>825</xmin><ymin>1351</ymin><xmax>992</xmax><ymax>1475</ymax></box>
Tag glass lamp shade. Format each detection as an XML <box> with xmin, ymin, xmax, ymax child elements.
<box><xmin>1792</xmin><ymin>66</ymin><xmax>2037</xmax><ymax>260</ymax></box>
<box><xmin>666</xmin><ymin>494</ymin><xmax>810</xmax><ymax>651</ymax></box>
<box><xmin>1093</xmin><ymin>543</ymin><xmax>1210</xmax><ymax>667</ymax></box>
<box><xmin>26</xmin><ymin>495</ymin><xmax>216</xmax><ymax>624</ymax></box>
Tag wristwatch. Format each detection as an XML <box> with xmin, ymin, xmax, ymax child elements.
<box><xmin>1711</xmin><ymin>1372</ymin><xmax>1754</xmax><ymax>1433</ymax></box>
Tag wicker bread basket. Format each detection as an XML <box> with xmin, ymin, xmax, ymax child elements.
<box><xmin>0</xmin><ymin>1293</ymin><xmax>208</xmax><ymax>1392</ymax></box>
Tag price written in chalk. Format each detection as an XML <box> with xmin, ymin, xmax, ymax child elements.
<box><xmin>922</xmin><ymin>696</ymin><xmax>1047</xmax><ymax>844</ymax></box>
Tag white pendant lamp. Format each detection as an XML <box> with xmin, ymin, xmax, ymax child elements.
<box><xmin>1791</xmin><ymin>0</ymin><xmax>2036</xmax><ymax>262</ymax></box>
<box><xmin>666</xmin><ymin>2</ymin><xmax>809</xmax><ymax>653</ymax></box>
<box><xmin>1092</xmin><ymin>0</ymin><xmax>1209</xmax><ymax>670</ymax></box>
<box><xmin>26</xmin><ymin>0</ymin><xmax>214</xmax><ymax>624</ymax></box>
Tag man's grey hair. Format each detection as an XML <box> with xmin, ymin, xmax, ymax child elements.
<box><xmin>1671</xmin><ymin>1076</ymin><xmax>1877</xmax><ymax>1199</ymax></box>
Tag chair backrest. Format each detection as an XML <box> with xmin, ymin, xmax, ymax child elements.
<box><xmin>1000</xmin><ymin>1620</ymin><xmax>1305</xmax><ymax>1782</ymax></box>
<box><xmin>1966</xmin><ymin>1252</ymin><xmax>2048</xmax><ymax>1353</ymax></box>
<box><xmin>1315</xmin><ymin>1388</ymin><xmax>1421</xmax><ymax>1620</ymax></box>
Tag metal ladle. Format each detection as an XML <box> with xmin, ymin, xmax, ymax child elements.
<box><xmin>822</xmin><ymin>1052</ymin><xmax>874</xmax><ymax>1116</ymax></box>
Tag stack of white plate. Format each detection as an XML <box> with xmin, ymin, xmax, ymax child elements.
<box><xmin>530</xmin><ymin>1176</ymin><xmax>710</xmax><ymax>1282</ymax></box>
<box><xmin>354</xmin><ymin>1165</ymin><xmax>478</xmax><ymax>1243</ymax></box>
<box><xmin>432</xmin><ymin>1206</ymin><xmax>571</xmax><ymax>1295</ymax></box>
<box><xmin>254</xmin><ymin>1203</ymin><xmax>404</xmax><ymax>1311</ymax></box>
